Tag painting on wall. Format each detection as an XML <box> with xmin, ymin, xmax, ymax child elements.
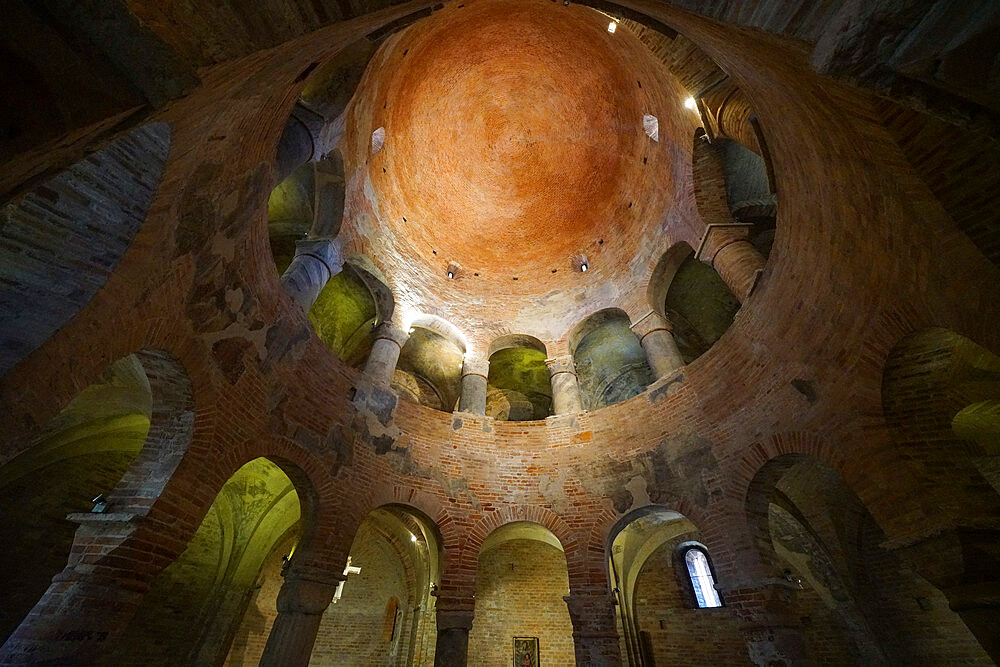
<box><xmin>513</xmin><ymin>636</ymin><xmax>540</xmax><ymax>667</ymax></box>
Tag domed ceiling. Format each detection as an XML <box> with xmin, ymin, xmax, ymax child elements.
<box><xmin>339</xmin><ymin>0</ymin><xmax>702</xmax><ymax>352</ymax></box>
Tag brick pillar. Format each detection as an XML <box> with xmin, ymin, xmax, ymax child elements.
<box><xmin>0</xmin><ymin>514</ymin><xmax>153</xmax><ymax>664</ymax></box>
<box><xmin>724</xmin><ymin>582</ymin><xmax>813</xmax><ymax>666</ymax></box>
<box><xmin>546</xmin><ymin>355</ymin><xmax>583</xmax><ymax>414</ymax></box>
<box><xmin>275</xmin><ymin>102</ymin><xmax>327</xmax><ymax>183</ymax></box>
<box><xmin>458</xmin><ymin>358</ymin><xmax>489</xmax><ymax>415</ymax></box>
<box><xmin>703</xmin><ymin>227</ymin><xmax>765</xmax><ymax>302</ymax></box>
<box><xmin>364</xmin><ymin>323</ymin><xmax>408</xmax><ymax>388</ymax></box>
<box><xmin>280</xmin><ymin>237</ymin><xmax>343</xmax><ymax>312</ymax></box>
<box><xmin>893</xmin><ymin>528</ymin><xmax>1000</xmax><ymax>662</ymax></box>
<box><xmin>632</xmin><ymin>312</ymin><xmax>684</xmax><ymax>378</ymax></box>
<box><xmin>563</xmin><ymin>590</ymin><xmax>622</xmax><ymax>666</ymax></box>
<box><xmin>434</xmin><ymin>596</ymin><xmax>475</xmax><ymax>667</ymax></box>
<box><xmin>259</xmin><ymin>566</ymin><xmax>344</xmax><ymax>667</ymax></box>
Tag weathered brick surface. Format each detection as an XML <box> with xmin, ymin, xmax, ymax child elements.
<box><xmin>0</xmin><ymin>0</ymin><xmax>998</xmax><ymax>664</ymax></box>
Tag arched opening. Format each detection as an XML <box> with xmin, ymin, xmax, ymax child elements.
<box><xmin>108</xmin><ymin>457</ymin><xmax>303</xmax><ymax>664</ymax></box>
<box><xmin>569</xmin><ymin>309</ymin><xmax>653</xmax><ymax>409</ymax></box>
<box><xmin>608</xmin><ymin>507</ymin><xmax>744</xmax><ymax>666</ymax></box>
<box><xmin>746</xmin><ymin>454</ymin><xmax>991</xmax><ymax>664</ymax></box>
<box><xmin>0</xmin><ymin>122</ymin><xmax>170</xmax><ymax>374</ymax></box>
<box><xmin>648</xmin><ymin>242</ymin><xmax>739</xmax><ymax>363</ymax></box>
<box><xmin>267</xmin><ymin>162</ymin><xmax>316</xmax><ymax>274</ymax></box>
<box><xmin>469</xmin><ymin>521</ymin><xmax>574</xmax><ymax>665</ymax></box>
<box><xmin>225</xmin><ymin>503</ymin><xmax>442</xmax><ymax>666</ymax></box>
<box><xmin>0</xmin><ymin>348</ymin><xmax>193</xmax><ymax>654</ymax></box>
<box><xmin>883</xmin><ymin>327</ymin><xmax>1000</xmax><ymax>497</ymax></box>
<box><xmin>0</xmin><ymin>355</ymin><xmax>151</xmax><ymax>643</ymax></box>
<box><xmin>309</xmin><ymin>257</ymin><xmax>393</xmax><ymax>367</ymax></box>
<box><xmin>392</xmin><ymin>317</ymin><xmax>466</xmax><ymax>412</ymax></box>
<box><xmin>486</xmin><ymin>334</ymin><xmax>552</xmax><ymax>421</ymax></box>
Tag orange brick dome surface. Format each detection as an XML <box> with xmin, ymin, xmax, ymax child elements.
<box><xmin>341</xmin><ymin>0</ymin><xmax>696</xmax><ymax>348</ymax></box>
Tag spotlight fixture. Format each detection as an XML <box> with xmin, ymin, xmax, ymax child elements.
<box><xmin>581</xmin><ymin>262</ymin><xmax>588</xmax><ymax>272</ymax></box>
<box><xmin>447</xmin><ymin>271</ymin><xmax>454</xmax><ymax>279</ymax></box>
<box><xmin>91</xmin><ymin>493</ymin><xmax>108</xmax><ymax>513</ymax></box>
<box><xmin>411</xmin><ymin>534</ymin><xmax>418</xmax><ymax>543</ymax></box>
<box><xmin>572</xmin><ymin>252</ymin><xmax>590</xmax><ymax>273</ymax></box>
<box><xmin>684</xmin><ymin>97</ymin><xmax>697</xmax><ymax>110</ymax></box>
<box><xmin>446</xmin><ymin>260</ymin><xmax>463</xmax><ymax>280</ymax></box>
<box><xmin>607</xmin><ymin>21</ymin><xmax>617</xmax><ymax>33</ymax></box>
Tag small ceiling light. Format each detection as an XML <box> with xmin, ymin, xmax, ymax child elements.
<box><xmin>411</xmin><ymin>534</ymin><xmax>418</xmax><ymax>543</ymax></box>
<box><xmin>607</xmin><ymin>21</ymin><xmax>617</xmax><ymax>33</ymax></box>
<box><xmin>684</xmin><ymin>97</ymin><xmax>697</xmax><ymax>110</ymax></box>
<box><xmin>572</xmin><ymin>252</ymin><xmax>590</xmax><ymax>273</ymax></box>
<box><xmin>447</xmin><ymin>271</ymin><xmax>454</xmax><ymax>279</ymax></box>
<box><xmin>581</xmin><ymin>263</ymin><xmax>588</xmax><ymax>272</ymax></box>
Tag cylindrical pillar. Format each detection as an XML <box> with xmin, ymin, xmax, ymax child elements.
<box><xmin>259</xmin><ymin>568</ymin><xmax>344</xmax><ymax>667</ymax></box>
<box><xmin>546</xmin><ymin>355</ymin><xmax>583</xmax><ymax>414</ymax></box>
<box><xmin>274</xmin><ymin>102</ymin><xmax>326</xmax><ymax>183</ymax></box>
<box><xmin>434</xmin><ymin>596</ymin><xmax>475</xmax><ymax>667</ymax></box>
<box><xmin>457</xmin><ymin>358</ymin><xmax>489</xmax><ymax>415</ymax></box>
<box><xmin>364</xmin><ymin>323</ymin><xmax>408</xmax><ymax>388</ymax></box>
<box><xmin>563</xmin><ymin>590</ymin><xmax>622</xmax><ymax>666</ymax></box>
<box><xmin>703</xmin><ymin>227</ymin><xmax>765</xmax><ymax>302</ymax></box>
<box><xmin>280</xmin><ymin>237</ymin><xmax>342</xmax><ymax>312</ymax></box>
<box><xmin>633</xmin><ymin>312</ymin><xmax>685</xmax><ymax>378</ymax></box>
<box><xmin>723</xmin><ymin>582</ymin><xmax>813</xmax><ymax>666</ymax></box>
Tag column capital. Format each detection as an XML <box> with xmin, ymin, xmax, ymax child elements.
<box><xmin>545</xmin><ymin>354</ymin><xmax>577</xmax><ymax>377</ymax></box>
<box><xmin>275</xmin><ymin>566</ymin><xmax>345</xmax><ymax>616</ymax></box>
<box><xmin>630</xmin><ymin>311</ymin><xmax>673</xmax><ymax>340</ymax></box>
<box><xmin>434</xmin><ymin>595</ymin><xmax>475</xmax><ymax>631</ymax></box>
<box><xmin>372</xmin><ymin>322</ymin><xmax>409</xmax><ymax>348</ymax></box>
<box><xmin>461</xmin><ymin>357</ymin><xmax>489</xmax><ymax>379</ymax></box>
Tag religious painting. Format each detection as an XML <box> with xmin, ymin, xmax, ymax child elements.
<box><xmin>513</xmin><ymin>636</ymin><xmax>539</xmax><ymax>667</ymax></box>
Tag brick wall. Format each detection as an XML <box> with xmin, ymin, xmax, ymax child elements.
<box><xmin>633</xmin><ymin>542</ymin><xmax>749</xmax><ymax>666</ymax></box>
<box><xmin>468</xmin><ymin>539</ymin><xmax>575</xmax><ymax>667</ymax></box>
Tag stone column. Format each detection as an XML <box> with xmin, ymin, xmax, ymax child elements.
<box><xmin>280</xmin><ymin>237</ymin><xmax>342</xmax><ymax>312</ymax></box>
<box><xmin>723</xmin><ymin>582</ymin><xmax>813</xmax><ymax>666</ymax></box>
<box><xmin>434</xmin><ymin>596</ymin><xmax>475</xmax><ymax>667</ymax></box>
<box><xmin>564</xmin><ymin>590</ymin><xmax>622</xmax><ymax>666</ymax></box>
<box><xmin>632</xmin><ymin>312</ymin><xmax>684</xmax><ymax>378</ymax></box>
<box><xmin>703</xmin><ymin>227</ymin><xmax>765</xmax><ymax>302</ymax></box>
<box><xmin>457</xmin><ymin>358</ymin><xmax>489</xmax><ymax>415</ymax></box>
<box><xmin>546</xmin><ymin>355</ymin><xmax>583</xmax><ymax>414</ymax></box>
<box><xmin>275</xmin><ymin>102</ymin><xmax>327</xmax><ymax>183</ymax></box>
<box><xmin>364</xmin><ymin>323</ymin><xmax>408</xmax><ymax>388</ymax></box>
<box><xmin>259</xmin><ymin>567</ymin><xmax>344</xmax><ymax>667</ymax></box>
<box><xmin>894</xmin><ymin>528</ymin><xmax>1000</xmax><ymax>662</ymax></box>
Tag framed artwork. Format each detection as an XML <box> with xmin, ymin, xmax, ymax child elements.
<box><xmin>513</xmin><ymin>636</ymin><xmax>539</xmax><ymax>667</ymax></box>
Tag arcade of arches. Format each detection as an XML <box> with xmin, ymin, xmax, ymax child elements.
<box><xmin>1</xmin><ymin>0</ymin><xmax>999</xmax><ymax>665</ymax></box>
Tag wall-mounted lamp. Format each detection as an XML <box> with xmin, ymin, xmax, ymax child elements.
<box><xmin>607</xmin><ymin>21</ymin><xmax>617</xmax><ymax>33</ymax></box>
<box><xmin>684</xmin><ymin>97</ymin><xmax>697</xmax><ymax>110</ymax></box>
<box><xmin>572</xmin><ymin>253</ymin><xmax>590</xmax><ymax>273</ymax></box>
<box><xmin>91</xmin><ymin>494</ymin><xmax>108</xmax><ymax>513</ymax></box>
<box><xmin>446</xmin><ymin>261</ymin><xmax>463</xmax><ymax>280</ymax></box>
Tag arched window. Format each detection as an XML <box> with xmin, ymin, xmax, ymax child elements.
<box><xmin>682</xmin><ymin>546</ymin><xmax>722</xmax><ymax>608</ymax></box>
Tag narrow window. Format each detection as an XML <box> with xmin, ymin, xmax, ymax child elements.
<box><xmin>684</xmin><ymin>547</ymin><xmax>722</xmax><ymax>608</ymax></box>
<box><xmin>372</xmin><ymin>126</ymin><xmax>386</xmax><ymax>155</ymax></box>
<box><xmin>643</xmin><ymin>114</ymin><xmax>658</xmax><ymax>142</ymax></box>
